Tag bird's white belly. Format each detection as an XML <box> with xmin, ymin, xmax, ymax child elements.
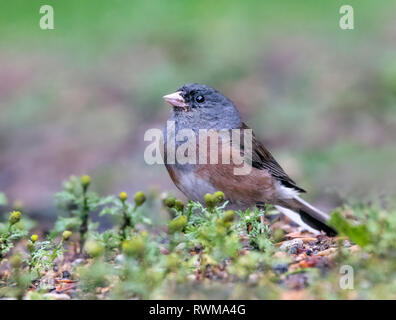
<box><xmin>177</xmin><ymin>171</ymin><xmax>217</xmax><ymax>202</ymax></box>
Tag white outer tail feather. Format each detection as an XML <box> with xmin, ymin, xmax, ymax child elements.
<box><xmin>274</xmin><ymin>180</ymin><xmax>332</xmax><ymax>234</ymax></box>
<box><xmin>294</xmin><ymin>195</ymin><xmax>330</xmax><ymax>221</ymax></box>
<box><xmin>274</xmin><ymin>205</ymin><xmax>320</xmax><ymax>235</ymax></box>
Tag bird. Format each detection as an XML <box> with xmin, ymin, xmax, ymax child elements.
<box><xmin>162</xmin><ymin>83</ymin><xmax>337</xmax><ymax>236</ymax></box>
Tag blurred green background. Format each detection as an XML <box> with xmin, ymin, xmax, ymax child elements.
<box><xmin>1</xmin><ymin>0</ymin><xmax>396</xmax><ymax>219</ymax></box>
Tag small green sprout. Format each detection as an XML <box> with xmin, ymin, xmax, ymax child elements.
<box><xmin>27</xmin><ymin>234</ymin><xmax>68</xmax><ymax>274</ymax></box>
<box><xmin>0</xmin><ymin>211</ymin><xmax>27</xmax><ymax>259</ymax></box>
<box><xmin>99</xmin><ymin>190</ymin><xmax>151</xmax><ymax>244</ymax></box>
<box><xmin>119</xmin><ymin>192</ymin><xmax>131</xmax><ymax>240</ymax></box>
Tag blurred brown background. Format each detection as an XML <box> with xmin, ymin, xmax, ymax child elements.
<box><xmin>1</xmin><ymin>0</ymin><xmax>396</xmax><ymax>220</ymax></box>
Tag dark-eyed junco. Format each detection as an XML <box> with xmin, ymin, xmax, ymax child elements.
<box><xmin>162</xmin><ymin>83</ymin><xmax>336</xmax><ymax>236</ymax></box>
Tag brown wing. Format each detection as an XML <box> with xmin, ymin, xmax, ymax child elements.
<box><xmin>239</xmin><ymin>122</ymin><xmax>306</xmax><ymax>193</ymax></box>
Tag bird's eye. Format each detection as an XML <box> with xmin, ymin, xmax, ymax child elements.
<box><xmin>195</xmin><ymin>95</ymin><xmax>205</xmax><ymax>103</ymax></box>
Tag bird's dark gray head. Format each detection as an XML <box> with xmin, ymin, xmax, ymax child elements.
<box><xmin>163</xmin><ymin>83</ymin><xmax>241</xmax><ymax>131</ymax></box>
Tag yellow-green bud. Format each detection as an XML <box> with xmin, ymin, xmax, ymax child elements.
<box><xmin>174</xmin><ymin>200</ymin><xmax>184</xmax><ymax>211</ymax></box>
<box><xmin>223</xmin><ymin>210</ymin><xmax>235</xmax><ymax>223</ymax></box>
<box><xmin>122</xmin><ymin>237</ymin><xmax>145</xmax><ymax>257</ymax></box>
<box><xmin>81</xmin><ymin>175</ymin><xmax>91</xmax><ymax>188</ymax></box>
<box><xmin>119</xmin><ymin>192</ymin><xmax>128</xmax><ymax>202</ymax></box>
<box><xmin>168</xmin><ymin>215</ymin><xmax>187</xmax><ymax>234</ymax></box>
<box><xmin>84</xmin><ymin>240</ymin><xmax>104</xmax><ymax>258</ymax></box>
<box><xmin>9</xmin><ymin>211</ymin><xmax>21</xmax><ymax>225</ymax></box>
<box><xmin>164</xmin><ymin>196</ymin><xmax>176</xmax><ymax>208</ymax></box>
<box><xmin>62</xmin><ymin>230</ymin><xmax>72</xmax><ymax>241</ymax></box>
<box><xmin>213</xmin><ymin>191</ymin><xmax>225</xmax><ymax>204</ymax></box>
<box><xmin>30</xmin><ymin>234</ymin><xmax>39</xmax><ymax>243</ymax></box>
<box><xmin>10</xmin><ymin>254</ymin><xmax>22</xmax><ymax>268</ymax></box>
<box><xmin>204</xmin><ymin>193</ymin><xmax>216</xmax><ymax>208</ymax></box>
<box><xmin>134</xmin><ymin>191</ymin><xmax>146</xmax><ymax>207</ymax></box>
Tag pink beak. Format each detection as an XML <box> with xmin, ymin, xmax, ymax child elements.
<box><xmin>163</xmin><ymin>91</ymin><xmax>188</xmax><ymax>111</ymax></box>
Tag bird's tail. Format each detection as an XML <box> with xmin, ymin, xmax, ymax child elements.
<box><xmin>275</xmin><ymin>196</ymin><xmax>337</xmax><ymax>236</ymax></box>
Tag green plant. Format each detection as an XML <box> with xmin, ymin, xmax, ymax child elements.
<box><xmin>7</xmin><ymin>254</ymin><xmax>31</xmax><ymax>300</ymax></box>
<box><xmin>112</xmin><ymin>233</ymin><xmax>166</xmax><ymax>299</ymax></box>
<box><xmin>181</xmin><ymin>196</ymin><xmax>241</xmax><ymax>263</ymax></box>
<box><xmin>4</xmin><ymin>175</ymin><xmax>396</xmax><ymax>299</ymax></box>
<box><xmin>329</xmin><ymin>205</ymin><xmax>396</xmax><ymax>254</ymax></box>
<box><xmin>99</xmin><ymin>190</ymin><xmax>151</xmax><ymax>241</ymax></box>
<box><xmin>90</xmin><ymin>229</ymin><xmax>122</xmax><ymax>258</ymax></box>
<box><xmin>236</xmin><ymin>206</ymin><xmax>274</xmax><ymax>252</ymax></box>
<box><xmin>26</xmin><ymin>232</ymin><xmax>71</xmax><ymax>277</ymax></box>
<box><xmin>53</xmin><ymin>175</ymin><xmax>114</xmax><ymax>250</ymax></box>
<box><xmin>0</xmin><ymin>211</ymin><xmax>27</xmax><ymax>260</ymax></box>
